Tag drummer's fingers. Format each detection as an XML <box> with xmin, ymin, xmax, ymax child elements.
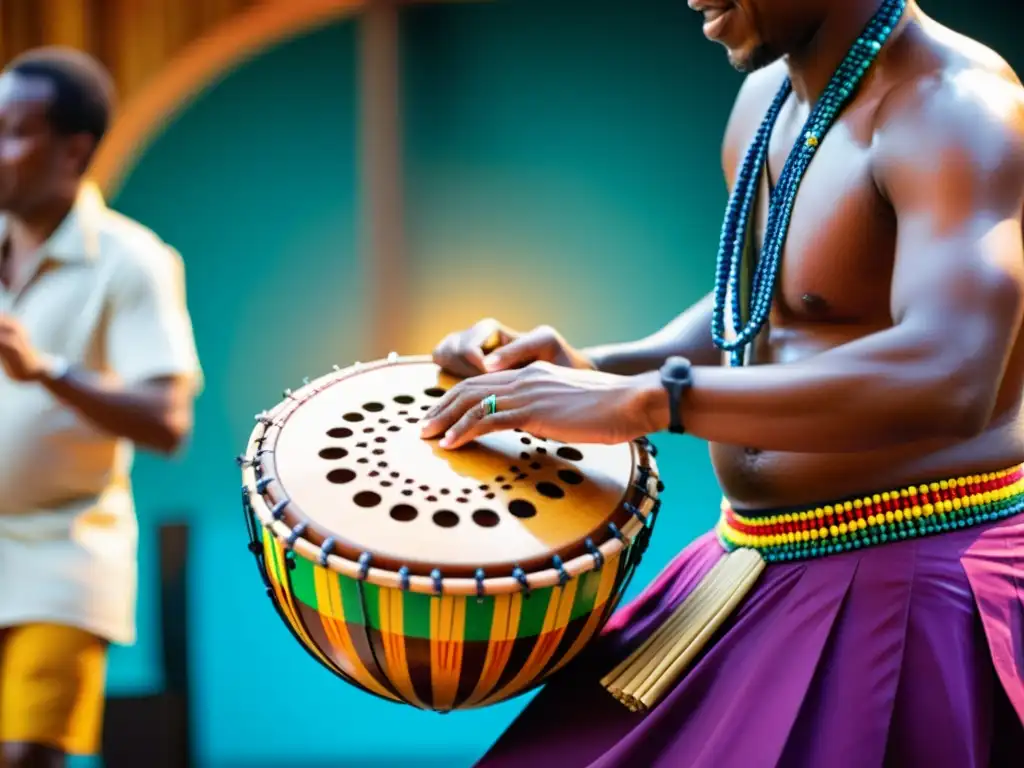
<box><xmin>420</xmin><ymin>386</ymin><xmax>488</xmax><ymax>437</ymax></box>
<box><xmin>439</xmin><ymin>399</ymin><xmax>524</xmax><ymax>449</ymax></box>
<box><xmin>422</xmin><ymin>371</ymin><xmax>518</xmax><ymax>426</ymax></box>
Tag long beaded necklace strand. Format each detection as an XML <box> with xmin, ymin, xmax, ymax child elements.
<box><xmin>712</xmin><ymin>0</ymin><xmax>907</xmax><ymax>367</ymax></box>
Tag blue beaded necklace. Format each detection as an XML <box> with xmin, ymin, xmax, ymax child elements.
<box><xmin>712</xmin><ymin>0</ymin><xmax>907</xmax><ymax>367</ymax></box>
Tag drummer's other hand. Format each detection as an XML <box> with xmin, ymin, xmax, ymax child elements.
<box><xmin>431</xmin><ymin>318</ymin><xmax>516</xmax><ymax>379</ymax></box>
<box><xmin>419</xmin><ymin>362</ymin><xmax>668</xmax><ymax>449</ymax></box>
<box><xmin>431</xmin><ymin>319</ymin><xmax>597</xmax><ymax>379</ymax></box>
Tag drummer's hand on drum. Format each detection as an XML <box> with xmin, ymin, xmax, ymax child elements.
<box><xmin>432</xmin><ymin>318</ymin><xmax>596</xmax><ymax>379</ymax></box>
<box><xmin>419</xmin><ymin>362</ymin><xmax>669</xmax><ymax>449</ymax></box>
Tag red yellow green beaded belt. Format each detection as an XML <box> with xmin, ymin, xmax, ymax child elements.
<box><xmin>717</xmin><ymin>465</ymin><xmax>1024</xmax><ymax>562</ymax></box>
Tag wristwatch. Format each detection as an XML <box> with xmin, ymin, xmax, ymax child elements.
<box><xmin>39</xmin><ymin>354</ymin><xmax>71</xmax><ymax>383</ymax></box>
<box><xmin>659</xmin><ymin>356</ymin><xmax>693</xmax><ymax>435</ymax></box>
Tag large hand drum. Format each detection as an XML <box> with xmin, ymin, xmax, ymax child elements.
<box><xmin>239</xmin><ymin>355</ymin><xmax>663</xmax><ymax>712</ymax></box>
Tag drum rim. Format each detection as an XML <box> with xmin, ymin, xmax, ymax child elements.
<box><xmin>240</xmin><ymin>355</ymin><xmax>663</xmax><ymax>596</ymax></box>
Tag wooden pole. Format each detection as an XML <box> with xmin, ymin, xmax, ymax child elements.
<box><xmin>359</xmin><ymin>0</ymin><xmax>407</xmax><ymax>359</ymax></box>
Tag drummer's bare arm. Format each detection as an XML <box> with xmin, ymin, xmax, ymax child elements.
<box><xmin>41</xmin><ymin>372</ymin><xmax>195</xmax><ymax>455</ymax></box>
<box><xmin>639</xmin><ymin>79</ymin><xmax>1024</xmax><ymax>453</ymax></box>
<box><xmin>583</xmin><ymin>292</ymin><xmax>721</xmax><ymax>374</ymax></box>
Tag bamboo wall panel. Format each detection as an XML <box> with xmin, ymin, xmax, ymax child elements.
<box><xmin>0</xmin><ymin>0</ymin><xmax>260</xmax><ymax>104</ymax></box>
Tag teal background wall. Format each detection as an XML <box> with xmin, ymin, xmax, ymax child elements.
<box><xmin>99</xmin><ymin>1</ymin><xmax>1022</xmax><ymax>765</ymax></box>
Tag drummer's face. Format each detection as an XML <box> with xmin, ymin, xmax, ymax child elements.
<box><xmin>695</xmin><ymin>0</ymin><xmax>825</xmax><ymax>73</ymax></box>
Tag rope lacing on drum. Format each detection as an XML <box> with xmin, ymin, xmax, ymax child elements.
<box><xmin>270</xmin><ymin>499</ymin><xmax>289</xmax><ymax>521</ymax></box>
<box><xmin>512</xmin><ymin>566</ymin><xmax>530</xmax><ymax>595</ymax></box>
<box><xmin>624</xmin><ymin>503</ymin><xmax>648</xmax><ymax>524</ymax></box>
<box><xmin>551</xmin><ymin>556</ymin><xmax>569</xmax><ymax>587</ymax></box>
<box><xmin>318</xmin><ymin>538</ymin><xmax>336</xmax><ymax>567</ymax></box>
<box><xmin>358</xmin><ymin>552</ymin><xmax>372</xmax><ymax>580</ymax></box>
<box><xmin>635</xmin><ymin>435</ymin><xmax>657</xmax><ymax>458</ymax></box>
<box><xmin>285</xmin><ymin>521</ymin><xmax>308</xmax><ymax>550</ymax></box>
<box><xmin>255</xmin><ymin>476</ymin><xmax>275</xmax><ymax>494</ymax></box>
<box><xmin>585</xmin><ymin>538</ymin><xmax>604</xmax><ymax>570</ymax></box>
<box><xmin>607</xmin><ymin>523</ymin><xmax>627</xmax><ymax>544</ymax></box>
<box><xmin>474</xmin><ymin>569</ymin><xmax>486</xmax><ymax>601</ymax></box>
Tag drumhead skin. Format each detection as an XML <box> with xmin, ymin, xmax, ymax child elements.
<box><xmin>249</xmin><ymin>357</ymin><xmax>653</xmax><ymax>579</ymax></box>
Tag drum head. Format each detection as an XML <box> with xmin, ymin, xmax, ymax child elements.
<box><xmin>260</xmin><ymin>358</ymin><xmax>638</xmax><ymax>577</ymax></box>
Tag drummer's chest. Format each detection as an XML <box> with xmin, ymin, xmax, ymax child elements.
<box><xmin>748</xmin><ymin>117</ymin><xmax>896</xmax><ymax>326</ymax></box>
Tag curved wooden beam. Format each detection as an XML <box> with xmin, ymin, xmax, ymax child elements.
<box><xmin>89</xmin><ymin>0</ymin><xmax>366</xmax><ymax>197</ymax></box>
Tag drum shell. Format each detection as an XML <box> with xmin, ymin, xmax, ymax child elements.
<box><xmin>247</xmin><ymin>495</ymin><xmax>654</xmax><ymax>711</ymax></box>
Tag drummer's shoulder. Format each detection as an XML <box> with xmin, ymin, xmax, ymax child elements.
<box><xmin>722</xmin><ymin>61</ymin><xmax>788</xmax><ymax>183</ymax></box>
<box><xmin>83</xmin><ymin>188</ymin><xmax>188</xmax><ymax>284</ymax></box>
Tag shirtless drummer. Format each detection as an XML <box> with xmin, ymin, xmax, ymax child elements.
<box><xmin>420</xmin><ymin>0</ymin><xmax>1024</xmax><ymax>765</ymax></box>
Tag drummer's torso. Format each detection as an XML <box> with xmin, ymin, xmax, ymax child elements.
<box><xmin>712</xmin><ymin>31</ymin><xmax>1024</xmax><ymax>512</ymax></box>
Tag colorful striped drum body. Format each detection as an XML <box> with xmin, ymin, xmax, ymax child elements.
<box><xmin>240</xmin><ymin>357</ymin><xmax>663</xmax><ymax>712</ymax></box>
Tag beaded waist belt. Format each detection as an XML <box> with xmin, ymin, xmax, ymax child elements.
<box><xmin>717</xmin><ymin>465</ymin><xmax>1024</xmax><ymax>563</ymax></box>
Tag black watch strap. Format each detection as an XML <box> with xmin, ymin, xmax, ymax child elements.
<box><xmin>659</xmin><ymin>356</ymin><xmax>693</xmax><ymax>435</ymax></box>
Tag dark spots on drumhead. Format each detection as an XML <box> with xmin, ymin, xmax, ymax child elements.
<box><xmin>536</xmin><ymin>447</ymin><xmax>547</xmax><ymax>455</ymax></box>
<box><xmin>520</xmin><ymin>437</ymin><xmax>531</xmax><ymax>445</ymax></box>
<box><xmin>388</xmin><ymin>426</ymin><xmax>400</xmax><ymax>432</ymax></box>
<box><xmin>425</xmin><ymin>387</ymin><xmax>446</xmax><ymax>398</ymax></box>
<box><xmin>556</xmin><ymin>447</ymin><xmax>583</xmax><ymax>462</ymax></box>
<box><xmin>363</xmin><ymin>427</ymin><xmax>374</xmax><ymax>434</ymax></box>
<box><xmin>520</xmin><ymin>452</ymin><xmax>530</xmax><ymax>460</ymax></box>
<box><xmin>530</xmin><ymin>462</ymin><xmax>542</xmax><ymax>470</ymax></box>
<box><xmin>363</xmin><ymin>402</ymin><xmax>384</xmax><ymax>413</ymax></box>
<box><xmin>537</xmin><ymin>482</ymin><xmax>565</xmax><ymax>499</ymax></box>
<box><xmin>354</xmin><ymin>491</ymin><xmax>382</xmax><ymax>508</ymax></box>
<box><xmin>369</xmin><ymin>470</ymin><xmax>380</xmax><ymax>478</ymax></box>
<box><xmin>394</xmin><ymin>395</ymin><xmax>415</xmax><ymax>405</ymax></box>
<box><xmin>427</xmin><ymin>495</ymin><xmax>438</xmax><ymax>502</ymax></box>
<box><xmin>319</xmin><ymin>447</ymin><xmax>348</xmax><ymax>460</ymax></box>
<box><xmin>357</xmin><ymin>458</ymin><xmax>369</xmax><ymax>464</ymax></box>
<box><xmin>327</xmin><ymin>468</ymin><xmax>356</xmax><ymax>484</ymax></box>
<box><xmin>508</xmin><ymin>499</ymin><xmax>537</xmax><ymax>519</ymax></box>
<box><xmin>402</xmin><ymin>489</ymin><xmax>413</xmax><ymax>497</ymax></box>
<box><xmin>558</xmin><ymin>469</ymin><xmax>584</xmax><ymax>486</ymax></box>
<box><xmin>327</xmin><ymin>427</ymin><xmax>353</xmax><ymax>439</ymax></box>
<box><xmin>433</xmin><ymin>510</ymin><xmax>459</xmax><ymax>528</ymax></box>
<box><xmin>343</xmin><ymin>412</ymin><xmax>365</xmax><ymax>423</ymax></box>
<box><xmin>374</xmin><ymin>437</ymin><xmax>387</xmax><ymax>444</ymax></box>
<box><xmin>390</xmin><ymin>504</ymin><xmax>418</xmax><ymax>522</ymax></box>
<box><xmin>472</xmin><ymin>509</ymin><xmax>500</xmax><ymax>528</ymax></box>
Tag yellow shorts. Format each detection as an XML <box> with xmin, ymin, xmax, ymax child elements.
<box><xmin>0</xmin><ymin>623</ymin><xmax>108</xmax><ymax>755</ymax></box>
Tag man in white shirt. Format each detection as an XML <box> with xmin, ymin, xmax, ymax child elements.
<box><xmin>0</xmin><ymin>47</ymin><xmax>202</xmax><ymax>767</ymax></box>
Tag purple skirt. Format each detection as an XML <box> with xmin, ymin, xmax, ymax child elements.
<box><xmin>473</xmin><ymin>513</ymin><xmax>1024</xmax><ymax>768</ymax></box>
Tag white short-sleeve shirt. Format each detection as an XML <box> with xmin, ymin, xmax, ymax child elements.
<box><xmin>0</xmin><ymin>182</ymin><xmax>202</xmax><ymax>645</ymax></box>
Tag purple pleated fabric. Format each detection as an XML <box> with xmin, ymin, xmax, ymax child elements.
<box><xmin>473</xmin><ymin>514</ymin><xmax>1024</xmax><ymax>768</ymax></box>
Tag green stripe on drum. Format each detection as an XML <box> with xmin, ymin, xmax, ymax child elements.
<box><xmin>288</xmin><ymin>555</ymin><xmax>318</xmax><ymax>608</ymax></box>
<box><xmin>516</xmin><ymin>585</ymin><xmax>553</xmax><ymax>639</ymax></box>
<box><xmin>463</xmin><ymin>594</ymin><xmax>496</xmax><ymax>644</ymax></box>
<box><xmin>570</xmin><ymin>569</ymin><xmax>602</xmax><ymax>620</ymax></box>
<box><xmin>401</xmin><ymin>590</ymin><xmax>433</xmax><ymax>640</ymax></box>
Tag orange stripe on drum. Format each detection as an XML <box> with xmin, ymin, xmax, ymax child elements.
<box><xmin>547</xmin><ymin>557</ymin><xmax>622</xmax><ymax>677</ymax></box>
<box><xmin>480</xmin><ymin>578</ymin><xmax>579</xmax><ymax>705</ymax></box>
<box><xmin>312</xmin><ymin>566</ymin><xmax>399</xmax><ymax>702</ymax></box>
<box><xmin>377</xmin><ymin>588</ymin><xmax>427</xmax><ymax>708</ymax></box>
<box><xmin>263</xmin><ymin>534</ymin><xmax>340</xmax><ymax>674</ymax></box>
<box><xmin>463</xmin><ymin>593</ymin><xmax>522</xmax><ymax>707</ymax></box>
<box><xmin>430</xmin><ymin>595</ymin><xmax>466</xmax><ymax>711</ymax></box>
